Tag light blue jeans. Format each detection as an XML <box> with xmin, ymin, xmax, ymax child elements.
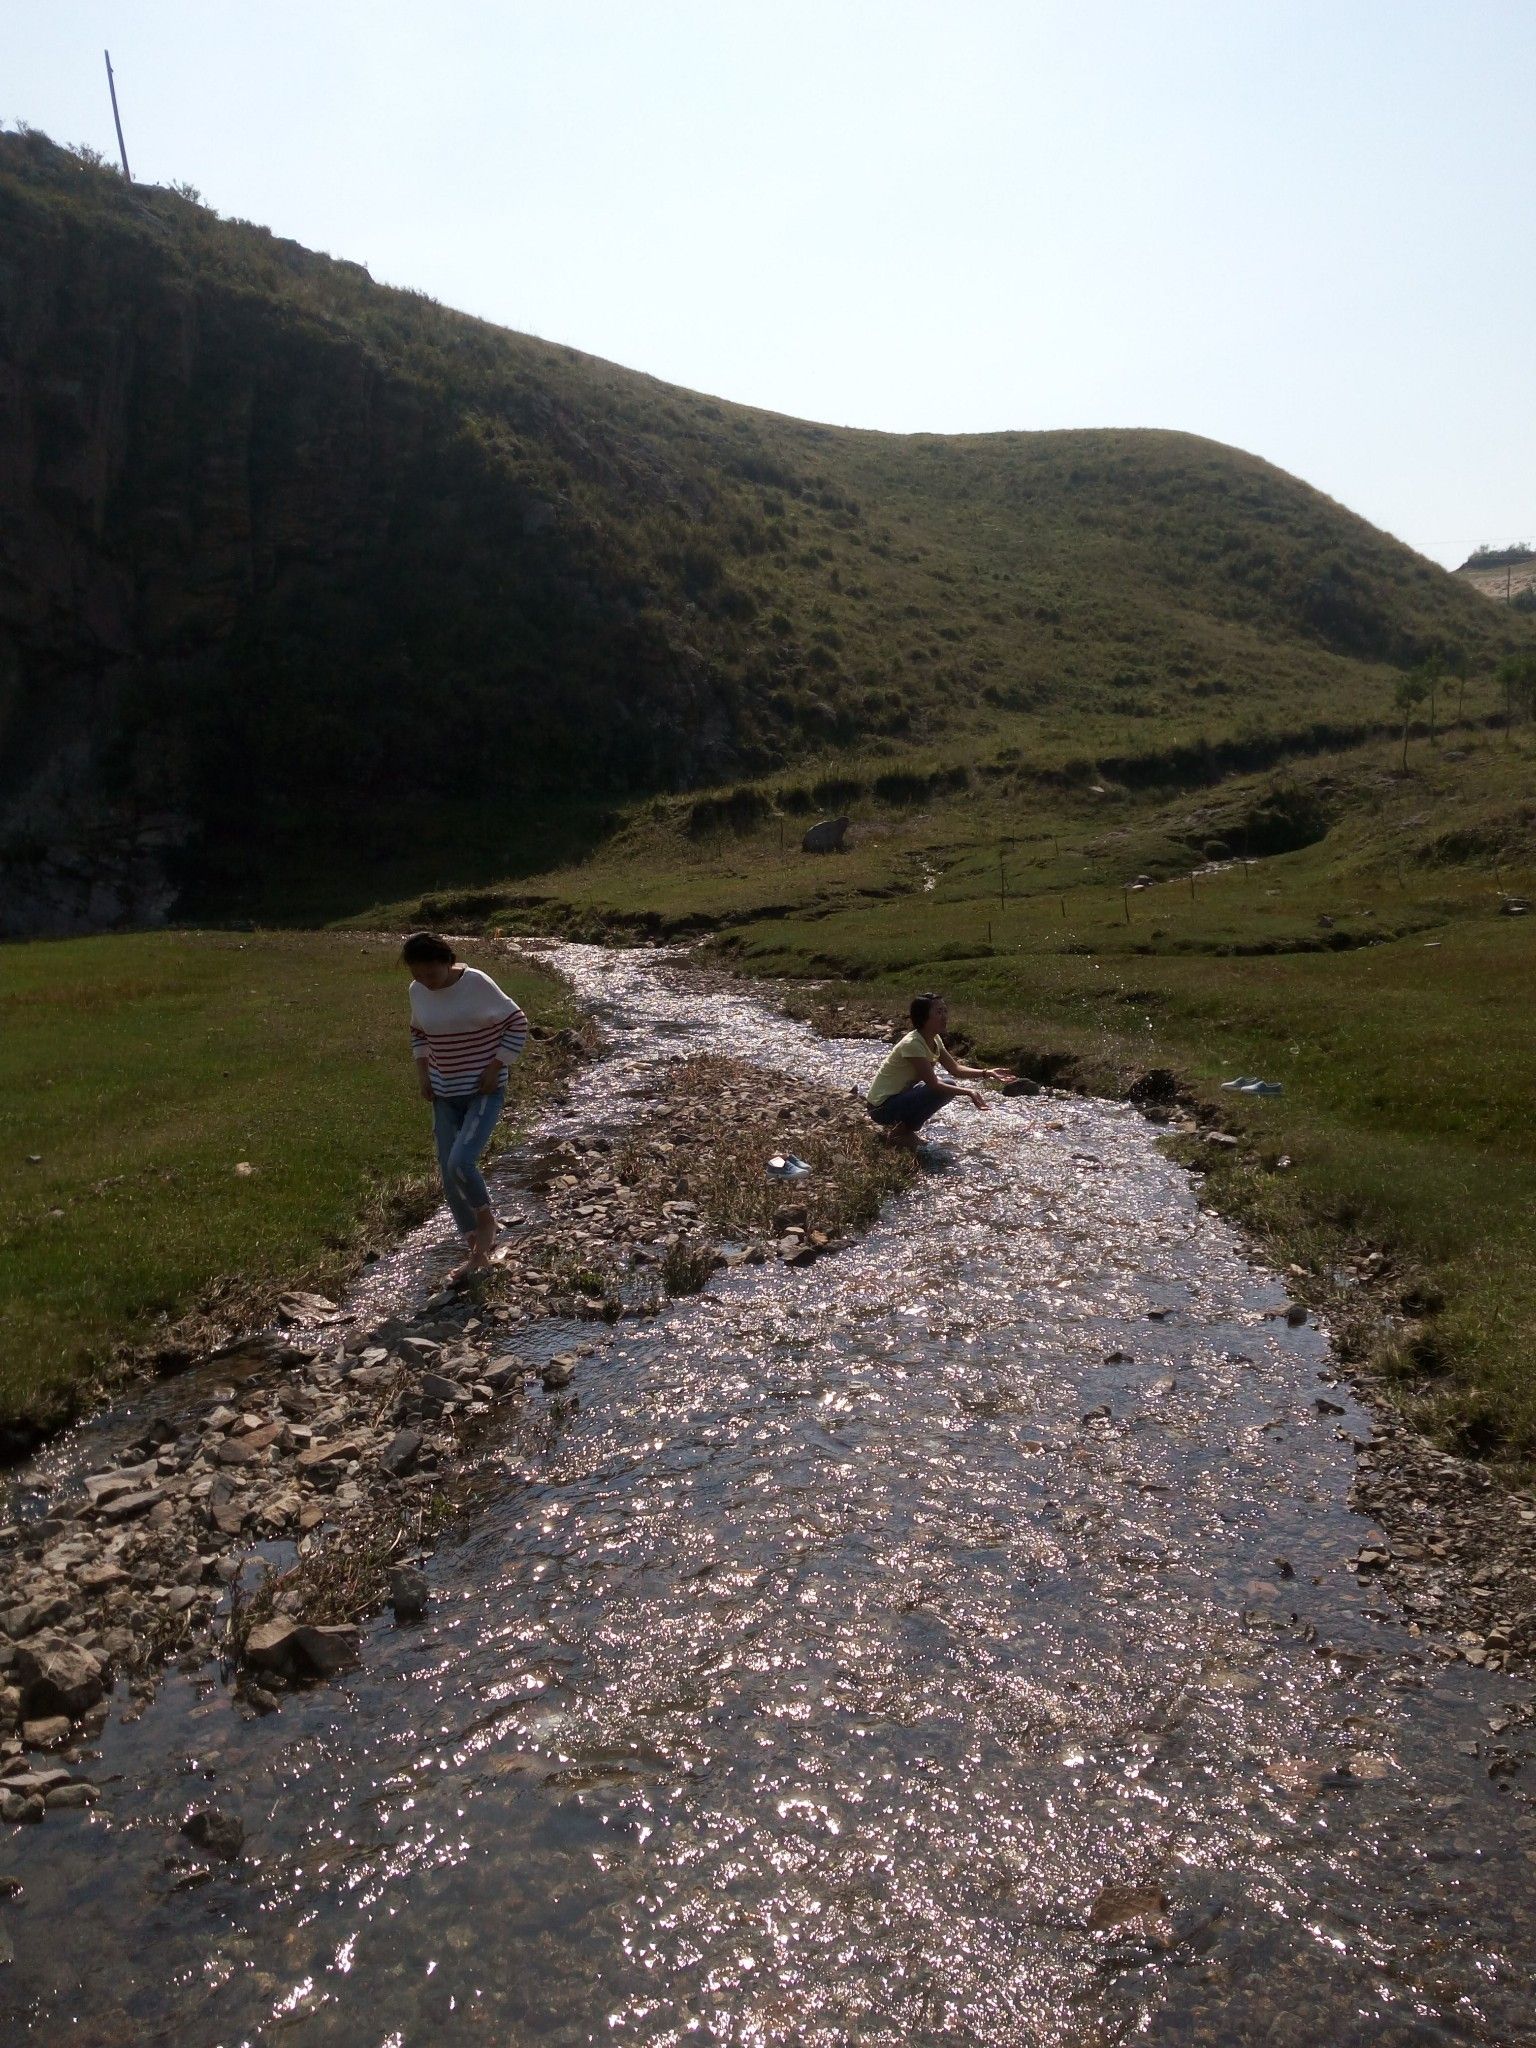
<box><xmin>432</xmin><ymin>1088</ymin><xmax>505</xmax><ymax>1235</ymax></box>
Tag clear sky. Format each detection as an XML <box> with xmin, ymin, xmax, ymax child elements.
<box><xmin>7</xmin><ymin>2</ymin><xmax>1533</xmax><ymax>567</ymax></box>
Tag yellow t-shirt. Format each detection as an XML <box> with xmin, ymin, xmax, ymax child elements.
<box><xmin>868</xmin><ymin>1030</ymin><xmax>946</xmax><ymax>1106</ymax></box>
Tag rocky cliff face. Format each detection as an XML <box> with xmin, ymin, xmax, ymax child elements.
<box><xmin>0</xmin><ymin>136</ymin><xmax>733</xmax><ymax>933</ymax></box>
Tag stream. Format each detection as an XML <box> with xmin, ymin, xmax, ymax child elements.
<box><xmin>3</xmin><ymin>942</ymin><xmax>1534</xmax><ymax>2046</ymax></box>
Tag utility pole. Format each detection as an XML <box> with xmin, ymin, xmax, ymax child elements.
<box><xmin>104</xmin><ymin>50</ymin><xmax>132</xmax><ymax>182</ymax></box>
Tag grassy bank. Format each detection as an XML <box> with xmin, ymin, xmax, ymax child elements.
<box><xmin>0</xmin><ymin>930</ymin><xmax>572</xmax><ymax>1436</ymax></box>
<box><xmin>393</xmin><ymin>725</ymin><xmax>1536</xmax><ymax>1466</ymax></box>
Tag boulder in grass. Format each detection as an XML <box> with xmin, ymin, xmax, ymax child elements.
<box><xmin>801</xmin><ymin>816</ymin><xmax>850</xmax><ymax>854</ymax></box>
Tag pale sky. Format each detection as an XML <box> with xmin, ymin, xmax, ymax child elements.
<box><xmin>7</xmin><ymin>2</ymin><xmax>1533</xmax><ymax>567</ymax></box>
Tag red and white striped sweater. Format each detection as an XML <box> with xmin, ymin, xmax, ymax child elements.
<box><xmin>409</xmin><ymin>967</ymin><xmax>529</xmax><ymax>1098</ymax></box>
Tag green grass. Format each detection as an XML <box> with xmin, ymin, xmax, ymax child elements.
<box><xmin>415</xmin><ymin>724</ymin><xmax>1536</xmax><ymax>1466</ymax></box>
<box><xmin>0</xmin><ymin>930</ymin><xmax>571</xmax><ymax>1431</ymax></box>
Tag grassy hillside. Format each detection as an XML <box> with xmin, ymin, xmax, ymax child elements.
<box><xmin>2</xmin><ymin>129</ymin><xmax>1527</xmax><ymax>926</ymax></box>
<box><xmin>387</xmin><ymin>716</ymin><xmax>1536</xmax><ymax>1467</ymax></box>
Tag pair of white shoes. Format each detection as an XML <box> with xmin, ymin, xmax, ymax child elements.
<box><xmin>1220</xmin><ymin>1076</ymin><xmax>1284</xmax><ymax>1096</ymax></box>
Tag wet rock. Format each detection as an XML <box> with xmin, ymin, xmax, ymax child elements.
<box><xmin>379</xmin><ymin>1429</ymin><xmax>423</xmax><ymax>1478</ymax></box>
<box><xmin>1285</xmin><ymin>1303</ymin><xmax>1309</xmax><ymax>1327</ymax></box>
<box><xmin>0</xmin><ymin>1793</ymin><xmax>43</xmax><ymax>1825</ymax></box>
<box><xmin>44</xmin><ymin>1782</ymin><xmax>97</xmax><ymax>1810</ymax></box>
<box><xmin>389</xmin><ymin>1565</ymin><xmax>428</xmax><ymax>1622</ymax></box>
<box><xmin>14</xmin><ymin>1636</ymin><xmax>104</xmax><ymax>1720</ymax></box>
<box><xmin>541</xmin><ymin>1358</ymin><xmax>576</xmax><ymax>1391</ymax></box>
<box><xmin>243</xmin><ymin>1617</ymin><xmax>360</xmax><ymax>1682</ymax></box>
<box><xmin>1087</xmin><ymin>1881</ymin><xmax>1173</xmax><ymax>1945</ymax></box>
<box><xmin>181</xmin><ymin>1807</ymin><xmax>244</xmax><ymax>1859</ymax></box>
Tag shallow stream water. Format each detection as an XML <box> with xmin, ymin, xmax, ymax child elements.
<box><xmin>4</xmin><ymin>944</ymin><xmax>1534</xmax><ymax>2045</ymax></box>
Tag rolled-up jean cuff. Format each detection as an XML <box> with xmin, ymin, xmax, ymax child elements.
<box><xmin>867</xmin><ymin>1080</ymin><xmax>950</xmax><ymax>1130</ymax></box>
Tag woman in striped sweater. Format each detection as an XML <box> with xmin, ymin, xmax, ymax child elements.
<box><xmin>402</xmin><ymin>932</ymin><xmax>529</xmax><ymax>1280</ymax></box>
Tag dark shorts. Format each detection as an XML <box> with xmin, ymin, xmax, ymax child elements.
<box><xmin>867</xmin><ymin>1080</ymin><xmax>950</xmax><ymax>1131</ymax></box>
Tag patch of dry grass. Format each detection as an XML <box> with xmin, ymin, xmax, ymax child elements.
<box><xmin>619</xmin><ymin>1053</ymin><xmax>916</xmax><ymax>1247</ymax></box>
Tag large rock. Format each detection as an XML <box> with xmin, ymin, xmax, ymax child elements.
<box><xmin>389</xmin><ymin>1566</ymin><xmax>428</xmax><ymax>1623</ymax></box>
<box><xmin>14</xmin><ymin>1634</ymin><xmax>105</xmax><ymax>1721</ymax></box>
<box><xmin>182</xmin><ymin>1807</ymin><xmax>245</xmax><ymax>1859</ymax></box>
<box><xmin>801</xmin><ymin>816</ymin><xmax>850</xmax><ymax>854</ymax></box>
<box><xmin>379</xmin><ymin>1429</ymin><xmax>423</xmax><ymax>1478</ymax></box>
<box><xmin>243</xmin><ymin>1616</ymin><xmax>360</xmax><ymax>1682</ymax></box>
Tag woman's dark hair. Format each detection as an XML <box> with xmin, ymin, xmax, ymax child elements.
<box><xmin>910</xmin><ymin>992</ymin><xmax>942</xmax><ymax>1030</ymax></box>
<box><xmin>400</xmin><ymin>931</ymin><xmax>456</xmax><ymax>966</ymax></box>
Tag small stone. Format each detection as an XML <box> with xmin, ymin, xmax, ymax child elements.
<box><xmin>389</xmin><ymin>1566</ymin><xmax>429</xmax><ymax>1623</ymax></box>
<box><xmin>44</xmin><ymin>1782</ymin><xmax>97</xmax><ymax>1810</ymax></box>
<box><xmin>181</xmin><ymin>1807</ymin><xmax>244</xmax><ymax>1859</ymax></box>
<box><xmin>0</xmin><ymin>1794</ymin><xmax>43</xmax><ymax>1826</ymax></box>
<box><xmin>78</xmin><ymin>1563</ymin><xmax>128</xmax><ymax>1594</ymax></box>
<box><xmin>541</xmin><ymin>1359</ymin><xmax>575</xmax><ymax>1390</ymax></box>
<box><xmin>1285</xmin><ymin>1303</ymin><xmax>1309</xmax><ymax>1327</ymax></box>
<box><xmin>296</xmin><ymin>1439</ymin><xmax>363</xmax><ymax>1471</ymax></box>
<box><xmin>1204</xmin><ymin>1131</ymin><xmax>1239</xmax><ymax>1149</ymax></box>
<box><xmin>215</xmin><ymin>1438</ymin><xmax>258</xmax><ymax>1467</ymax></box>
<box><xmin>0</xmin><ymin>1594</ymin><xmax>75</xmax><ymax>1638</ymax></box>
<box><xmin>96</xmin><ymin>1488</ymin><xmax>165</xmax><ymax>1525</ymax></box>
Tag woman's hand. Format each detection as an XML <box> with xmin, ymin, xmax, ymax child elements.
<box><xmin>476</xmin><ymin>1059</ymin><xmax>504</xmax><ymax>1095</ymax></box>
<box><xmin>984</xmin><ymin>1067</ymin><xmax>1016</xmax><ymax>1083</ymax></box>
<box><xmin>968</xmin><ymin>1089</ymin><xmax>989</xmax><ymax>1111</ymax></box>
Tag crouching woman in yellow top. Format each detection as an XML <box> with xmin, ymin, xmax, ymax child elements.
<box><xmin>865</xmin><ymin>993</ymin><xmax>1015</xmax><ymax>1150</ymax></box>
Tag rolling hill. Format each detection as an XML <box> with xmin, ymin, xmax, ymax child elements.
<box><xmin>1</xmin><ymin>128</ymin><xmax>1526</xmax><ymax>934</ymax></box>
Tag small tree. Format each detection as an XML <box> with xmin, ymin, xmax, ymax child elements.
<box><xmin>1445</xmin><ymin>645</ymin><xmax>1471</xmax><ymax>727</ymax></box>
<box><xmin>1394</xmin><ymin>672</ymin><xmax>1429</xmax><ymax>769</ymax></box>
<box><xmin>1420</xmin><ymin>657</ymin><xmax>1443</xmax><ymax>746</ymax></box>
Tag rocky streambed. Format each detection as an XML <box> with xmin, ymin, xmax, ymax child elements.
<box><xmin>0</xmin><ymin>942</ymin><xmax>1534</xmax><ymax>2045</ymax></box>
